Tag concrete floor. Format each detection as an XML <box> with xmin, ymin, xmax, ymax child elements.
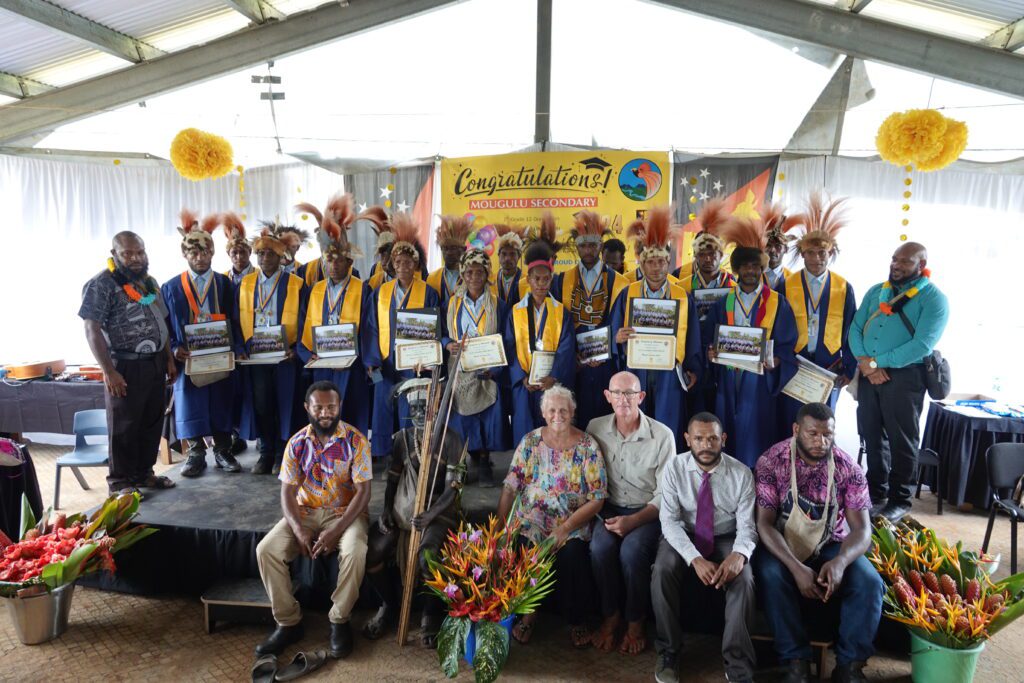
<box><xmin>3</xmin><ymin>441</ymin><xmax>1023</xmax><ymax>682</ymax></box>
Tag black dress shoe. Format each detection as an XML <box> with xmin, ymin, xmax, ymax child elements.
<box><xmin>477</xmin><ymin>457</ymin><xmax>495</xmax><ymax>488</ymax></box>
<box><xmin>255</xmin><ymin>622</ymin><xmax>304</xmax><ymax>657</ymax></box>
<box><xmin>782</xmin><ymin>659</ymin><xmax>811</xmax><ymax>683</ymax></box>
<box><xmin>180</xmin><ymin>452</ymin><xmax>207</xmax><ymax>478</ymax></box>
<box><xmin>230</xmin><ymin>434</ymin><xmax>247</xmax><ymax>455</ymax></box>
<box><xmin>271</xmin><ymin>462</ymin><xmax>282</xmax><ymax>476</ymax></box>
<box><xmin>329</xmin><ymin>622</ymin><xmax>354</xmax><ymax>659</ymax></box>
<box><xmin>251</xmin><ymin>457</ymin><xmax>274</xmax><ymax>475</ymax></box>
<box><xmin>882</xmin><ymin>502</ymin><xmax>912</xmax><ymax>523</ymax></box>
<box><xmin>214</xmin><ymin>450</ymin><xmax>242</xmax><ymax>473</ymax></box>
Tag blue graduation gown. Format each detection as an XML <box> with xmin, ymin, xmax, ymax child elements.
<box><xmin>775</xmin><ymin>270</ymin><xmax>858</xmax><ymax>427</ymax></box>
<box><xmin>494</xmin><ymin>268</ymin><xmax>528</xmax><ymax>308</ymax></box>
<box><xmin>502</xmin><ymin>296</ymin><xmax>576</xmax><ymax>445</ymax></box>
<box><xmin>296</xmin><ymin>279</ymin><xmax>373</xmax><ymax>436</ymax></box>
<box><xmin>232</xmin><ymin>273</ymin><xmax>308</xmax><ymax>442</ymax></box>
<box><xmin>609</xmin><ymin>288</ymin><xmax>704</xmax><ymax>451</ymax></box>
<box><xmin>551</xmin><ymin>264</ymin><xmax>628</xmax><ymax>429</ymax></box>
<box><xmin>362</xmin><ymin>282</ymin><xmax>442</xmax><ymax>457</ymax></box>
<box><xmin>160</xmin><ymin>272</ymin><xmax>236</xmax><ymax>440</ymax></box>
<box><xmin>440</xmin><ymin>297</ymin><xmax>512</xmax><ymax>452</ymax></box>
<box><xmin>710</xmin><ymin>289</ymin><xmax>799</xmax><ymax>467</ymax></box>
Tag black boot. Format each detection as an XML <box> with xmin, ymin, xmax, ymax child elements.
<box><xmin>230</xmin><ymin>431</ymin><xmax>247</xmax><ymax>455</ymax></box>
<box><xmin>329</xmin><ymin>622</ymin><xmax>354</xmax><ymax>659</ymax></box>
<box><xmin>782</xmin><ymin>659</ymin><xmax>812</xmax><ymax>683</ymax></box>
<box><xmin>251</xmin><ymin>454</ymin><xmax>274</xmax><ymax>474</ymax></box>
<box><xmin>477</xmin><ymin>451</ymin><xmax>495</xmax><ymax>488</ymax></box>
<box><xmin>214</xmin><ymin>449</ymin><xmax>241</xmax><ymax>473</ymax></box>
<box><xmin>831</xmin><ymin>661</ymin><xmax>867</xmax><ymax>683</ymax></box>
<box><xmin>255</xmin><ymin>622</ymin><xmax>304</xmax><ymax>656</ymax></box>
<box><xmin>180</xmin><ymin>447</ymin><xmax>207</xmax><ymax>478</ymax></box>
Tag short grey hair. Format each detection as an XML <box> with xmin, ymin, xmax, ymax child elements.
<box><xmin>540</xmin><ymin>383</ymin><xmax>576</xmax><ymax>413</ymax></box>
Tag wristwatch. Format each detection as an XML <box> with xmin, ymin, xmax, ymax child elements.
<box><xmin>868</xmin><ymin>359</ymin><xmax>878</xmax><ymax>369</ymax></box>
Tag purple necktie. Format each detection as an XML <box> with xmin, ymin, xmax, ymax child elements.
<box><xmin>694</xmin><ymin>471</ymin><xmax>715</xmax><ymax>559</ymax></box>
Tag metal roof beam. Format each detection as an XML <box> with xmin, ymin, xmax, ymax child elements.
<box><xmin>0</xmin><ymin>0</ymin><xmax>164</xmax><ymax>63</ymax></box>
<box><xmin>845</xmin><ymin>0</ymin><xmax>873</xmax><ymax>13</ymax></box>
<box><xmin>0</xmin><ymin>70</ymin><xmax>52</xmax><ymax>99</ymax></box>
<box><xmin>534</xmin><ymin>0</ymin><xmax>551</xmax><ymax>144</ymax></box>
<box><xmin>219</xmin><ymin>0</ymin><xmax>285</xmax><ymax>24</ymax></box>
<box><xmin>982</xmin><ymin>17</ymin><xmax>1024</xmax><ymax>52</ymax></box>
<box><xmin>650</xmin><ymin>0</ymin><xmax>1024</xmax><ymax>99</ymax></box>
<box><xmin>0</xmin><ymin>0</ymin><xmax>459</xmax><ymax>145</ymax></box>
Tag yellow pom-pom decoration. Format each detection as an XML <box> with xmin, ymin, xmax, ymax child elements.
<box><xmin>900</xmin><ymin>234</ymin><xmax>908</xmax><ymax>241</ymax></box>
<box><xmin>904</xmin><ymin>178</ymin><xmax>913</xmax><ymax>186</ymax></box>
<box><xmin>171</xmin><ymin>128</ymin><xmax>234</xmax><ymax>181</ymax></box>
<box><xmin>688</xmin><ymin>177</ymin><xmax>697</xmax><ymax>186</ymax></box>
<box><xmin>113</xmin><ymin>159</ymin><xmax>121</xmax><ymax>166</ymax></box>
<box><xmin>901</xmin><ymin>219</ymin><xmax>909</xmax><ymax>226</ymax></box>
<box><xmin>903</xmin><ymin>191</ymin><xmax>912</xmax><ymax>199</ymax></box>
<box><xmin>902</xmin><ymin>204</ymin><xmax>910</xmax><ymax>211</ymax></box>
<box><xmin>385</xmin><ymin>200</ymin><xmax>392</xmax><ymax>208</ymax></box>
<box><xmin>778</xmin><ymin>173</ymin><xmax>785</xmax><ymax>181</ymax></box>
<box><xmin>236</xmin><ymin>165</ymin><xmax>244</xmax><ymax>173</ymax></box>
<box><xmin>689</xmin><ymin>196</ymin><xmax>697</xmax><ymax>204</ymax></box>
<box><xmin>876</xmin><ymin>109</ymin><xmax>967</xmax><ymax>172</ymax></box>
<box><xmin>688</xmin><ymin>213</ymin><xmax>697</xmax><ymax>221</ymax></box>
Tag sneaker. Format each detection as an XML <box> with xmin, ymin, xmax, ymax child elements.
<box><xmin>180</xmin><ymin>452</ymin><xmax>207</xmax><ymax>478</ymax></box>
<box><xmin>654</xmin><ymin>652</ymin><xmax>678</xmax><ymax>683</ymax></box>
<box><xmin>869</xmin><ymin>500</ymin><xmax>888</xmax><ymax>517</ymax></box>
<box><xmin>881</xmin><ymin>501</ymin><xmax>912</xmax><ymax>523</ymax></box>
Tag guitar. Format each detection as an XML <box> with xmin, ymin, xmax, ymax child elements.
<box><xmin>3</xmin><ymin>360</ymin><xmax>66</xmax><ymax>380</ymax></box>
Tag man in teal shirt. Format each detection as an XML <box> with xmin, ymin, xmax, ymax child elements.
<box><xmin>848</xmin><ymin>242</ymin><xmax>948</xmax><ymax>522</ymax></box>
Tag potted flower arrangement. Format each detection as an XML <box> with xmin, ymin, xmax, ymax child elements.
<box><xmin>425</xmin><ymin>514</ymin><xmax>556</xmax><ymax>683</ymax></box>
<box><xmin>0</xmin><ymin>493</ymin><xmax>157</xmax><ymax>644</ymax></box>
<box><xmin>868</xmin><ymin>517</ymin><xmax>1024</xmax><ymax>683</ymax></box>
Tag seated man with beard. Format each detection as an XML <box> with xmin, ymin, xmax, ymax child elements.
<box><xmin>255</xmin><ymin>381</ymin><xmax>371</xmax><ymax>662</ymax></box>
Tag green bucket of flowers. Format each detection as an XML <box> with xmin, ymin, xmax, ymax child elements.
<box><xmin>868</xmin><ymin>517</ymin><xmax>1024</xmax><ymax>683</ymax></box>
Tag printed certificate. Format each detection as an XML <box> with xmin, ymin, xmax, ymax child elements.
<box><xmin>460</xmin><ymin>334</ymin><xmax>508</xmax><ymax>372</ymax></box>
<box><xmin>626</xmin><ymin>334</ymin><xmax>676</xmax><ymax>371</ymax></box>
<box><xmin>395</xmin><ymin>340</ymin><xmax>442</xmax><ymax>371</ymax></box>
<box><xmin>528</xmin><ymin>351</ymin><xmax>555</xmax><ymax>385</ymax></box>
<box><xmin>782</xmin><ymin>356</ymin><xmax>837</xmax><ymax>404</ymax></box>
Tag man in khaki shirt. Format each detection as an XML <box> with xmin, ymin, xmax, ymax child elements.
<box><xmin>586</xmin><ymin>371</ymin><xmax>676</xmax><ymax>655</ymax></box>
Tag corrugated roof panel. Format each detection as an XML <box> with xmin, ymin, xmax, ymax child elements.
<box><xmin>0</xmin><ymin>13</ymin><xmax>97</xmax><ymax>76</ymax></box>
<box><xmin>270</xmin><ymin>0</ymin><xmax>332</xmax><ymax>14</ymax></box>
<box><xmin>28</xmin><ymin>52</ymin><xmax>131</xmax><ymax>87</ymax></box>
<box><xmin>909</xmin><ymin>0</ymin><xmax>1024</xmax><ymax>24</ymax></box>
<box><xmin>862</xmin><ymin>0</ymin><xmax>1007</xmax><ymax>41</ymax></box>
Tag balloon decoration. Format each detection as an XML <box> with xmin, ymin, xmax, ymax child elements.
<box><xmin>875</xmin><ymin>109</ymin><xmax>968</xmax><ymax>231</ymax></box>
<box><xmin>465</xmin><ymin>215</ymin><xmax>498</xmax><ymax>256</ymax></box>
<box><xmin>170</xmin><ymin>128</ymin><xmax>234</xmax><ymax>181</ymax></box>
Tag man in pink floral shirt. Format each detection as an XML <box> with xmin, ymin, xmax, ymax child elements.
<box><xmin>753</xmin><ymin>403</ymin><xmax>882</xmax><ymax>683</ymax></box>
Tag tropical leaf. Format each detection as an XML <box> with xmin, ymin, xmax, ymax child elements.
<box><xmin>86</xmin><ymin>497</ymin><xmax>120</xmax><ymax>538</ymax></box>
<box><xmin>40</xmin><ymin>558</ymin><xmax>63</xmax><ymax>589</ymax></box>
<box><xmin>19</xmin><ymin>494</ymin><xmax>36</xmax><ymax>541</ymax></box>
<box><xmin>34</xmin><ymin>506</ymin><xmax>53</xmax><ymax>534</ymax></box>
<box><xmin>60</xmin><ymin>542</ymin><xmax>101</xmax><ymax>584</ymax></box>
<box><xmin>471</xmin><ymin>619</ymin><xmax>510</xmax><ymax>683</ymax></box>
<box><xmin>111</xmin><ymin>526</ymin><xmax>158</xmax><ymax>554</ymax></box>
<box><xmin>989</xmin><ymin>571</ymin><xmax>1024</xmax><ymax>635</ymax></box>
<box><xmin>437</xmin><ymin>616</ymin><xmax>469</xmax><ymax>678</ymax></box>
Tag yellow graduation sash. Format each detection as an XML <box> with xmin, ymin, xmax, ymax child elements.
<box><xmin>377</xmin><ymin>279</ymin><xmax>427</xmax><ymax>359</ymax></box>
<box><xmin>624</xmin><ymin>281</ymin><xmax>690</xmax><ymax>364</ymax></box>
<box><xmin>512</xmin><ymin>297</ymin><xmax>564</xmax><ymax>373</ymax></box>
<box><xmin>786</xmin><ymin>270</ymin><xmax>846</xmax><ymax>355</ymax></box>
<box><xmin>726</xmin><ymin>285</ymin><xmax>780</xmax><ymax>339</ymax></box>
<box><xmin>369</xmin><ymin>268</ymin><xmax>421</xmax><ymax>290</ymax></box>
<box><xmin>239</xmin><ymin>272</ymin><xmax>303</xmax><ymax>344</ymax></box>
<box><xmin>303</xmin><ymin>259</ymin><xmax>324</xmax><ymax>288</ymax></box>
<box><xmin>302</xmin><ymin>278</ymin><xmax>365</xmax><ymax>350</ymax></box>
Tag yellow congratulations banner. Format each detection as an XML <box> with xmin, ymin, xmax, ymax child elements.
<box><xmin>440</xmin><ymin>150</ymin><xmax>672</xmax><ymax>273</ymax></box>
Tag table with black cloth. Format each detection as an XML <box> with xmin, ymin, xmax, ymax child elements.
<box><xmin>922</xmin><ymin>401</ymin><xmax>1024</xmax><ymax>509</ymax></box>
<box><xmin>0</xmin><ymin>379</ymin><xmax>105</xmax><ymax>435</ymax></box>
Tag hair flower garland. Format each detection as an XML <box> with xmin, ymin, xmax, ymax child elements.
<box><xmin>107</xmin><ymin>257</ymin><xmax>158</xmax><ymax>306</ymax></box>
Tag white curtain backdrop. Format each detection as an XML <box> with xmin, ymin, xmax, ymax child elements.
<box><xmin>775</xmin><ymin>155</ymin><xmax>1024</xmax><ymax>399</ymax></box>
<box><xmin>0</xmin><ymin>154</ymin><xmax>344</xmax><ymax>363</ymax></box>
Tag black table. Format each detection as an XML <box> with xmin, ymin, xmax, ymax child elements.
<box><xmin>0</xmin><ymin>379</ymin><xmax>105</xmax><ymax>435</ymax></box>
<box><xmin>922</xmin><ymin>402</ymin><xmax>1024</xmax><ymax>508</ymax></box>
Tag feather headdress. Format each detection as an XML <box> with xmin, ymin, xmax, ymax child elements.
<box><xmin>690</xmin><ymin>199</ymin><xmax>730</xmax><ymax>254</ymax></box>
<box><xmin>297</xmin><ymin>193</ymin><xmax>363</xmax><ymax>259</ymax></box>
<box><xmin>720</xmin><ymin>213</ymin><xmax>769</xmax><ymax>270</ymax></box>
<box><xmin>251</xmin><ymin>221</ymin><xmax>288</xmax><ymax>257</ymax></box>
<box><xmin>494</xmin><ymin>223</ymin><xmax>525</xmax><ymax>253</ymax></box>
<box><xmin>460</xmin><ymin>247</ymin><xmax>492</xmax><ymax>275</ymax></box>
<box><xmin>523</xmin><ymin>212</ymin><xmax>565</xmax><ymax>254</ymax></box>
<box><xmin>626</xmin><ymin>206</ymin><xmax>678</xmax><ymax>262</ymax></box>
<box><xmin>177</xmin><ymin>208</ymin><xmax>219</xmax><ymax>251</ymax></box>
<box><xmin>357</xmin><ymin>205</ymin><xmax>394</xmax><ymax>251</ymax></box>
<box><xmin>436</xmin><ymin>214</ymin><xmax>474</xmax><ymax>247</ymax></box>
<box><xmin>760</xmin><ymin>201</ymin><xmax>800</xmax><ymax>249</ymax></box>
<box><xmin>570</xmin><ymin>210</ymin><xmax>612</xmax><ymax>242</ymax></box>
<box><xmin>389</xmin><ymin>212</ymin><xmax>424</xmax><ymax>263</ymax></box>
<box><xmin>221</xmin><ymin>212</ymin><xmax>250</xmax><ymax>252</ymax></box>
<box><xmin>790</xmin><ymin>191</ymin><xmax>848</xmax><ymax>255</ymax></box>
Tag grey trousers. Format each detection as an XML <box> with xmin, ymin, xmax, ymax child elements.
<box><xmin>651</xmin><ymin>536</ymin><xmax>756</xmax><ymax>681</ymax></box>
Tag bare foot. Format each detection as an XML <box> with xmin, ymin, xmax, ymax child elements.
<box><xmin>592</xmin><ymin>614</ymin><xmax>621</xmax><ymax>652</ymax></box>
<box><xmin>618</xmin><ymin>621</ymin><xmax>647</xmax><ymax>655</ymax></box>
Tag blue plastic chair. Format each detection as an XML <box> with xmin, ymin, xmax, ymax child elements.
<box><xmin>54</xmin><ymin>409</ymin><xmax>109</xmax><ymax>509</ymax></box>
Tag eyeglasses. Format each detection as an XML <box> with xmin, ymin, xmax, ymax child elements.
<box><xmin>608</xmin><ymin>390</ymin><xmax>641</xmax><ymax>400</ymax></box>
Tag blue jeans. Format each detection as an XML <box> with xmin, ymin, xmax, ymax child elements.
<box><xmin>589</xmin><ymin>503</ymin><xmax>661</xmax><ymax>623</ymax></box>
<box><xmin>753</xmin><ymin>542</ymin><xmax>884</xmax><ymax>665</ymax></box>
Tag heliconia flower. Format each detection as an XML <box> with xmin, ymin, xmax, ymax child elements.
<box><xmin>444</xmin><ymin>583</ymin><xmax>458</xmax><ymax>598</ymax></box>
<box><xmin>472</xmin><ymin>565</ymin><xmax>485</xmax><ymax>581</ymax></box>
